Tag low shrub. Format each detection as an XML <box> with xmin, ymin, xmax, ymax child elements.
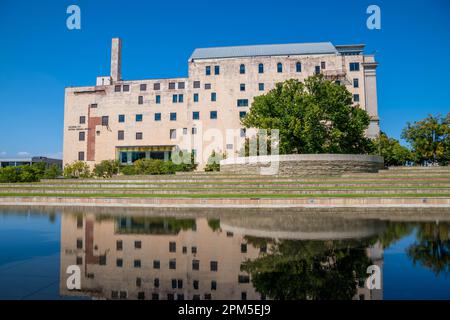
<box><xmin>63</xmin><ymin>161</ymin><xmax>91</xmax><ymax>178</ymax></box>
<box><xmin>94</xmin><ymin>160</ymin><xmax>119</xmax><ymax>178</ymax></box>
<box><xmin>204</xmin><ymin>151</ymin><xmax>226</xmax><ymax>172</ymax></box>
<box><xmin>0</xmin><ymin>162</ymin><xmax>60</xmax><ymax>183</ymax></box>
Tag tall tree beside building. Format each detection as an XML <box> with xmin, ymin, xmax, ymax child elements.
<box><xmin>372</xmin><ymin>132</ymin><xmax>412</xmax><ymax>166</ymax></box>
<box><xmin>241</xmin><ymin>75</ymin><xmax>373</xmax><ymax>155</ymax></box>
<box><xmin>401</xmin><ymin>113</ymin><xmax>450</xmax><ymax>165</ymax></box>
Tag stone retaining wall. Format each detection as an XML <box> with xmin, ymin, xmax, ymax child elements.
<box><xmin>0</xmin><ymin>196</ymin><xmax>449</xmax><ymax>209</ymax></box>
<box><xmin>220</xmin><ymin>154</ymin><xmax>384</xmax><ymax>176</ymax></box>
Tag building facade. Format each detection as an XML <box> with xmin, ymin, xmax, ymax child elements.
<box><xmin>0</xmin><ymin>156</ymin><xmax>62</xmax><ymax>169</ymax></box>
<box><xmin>63</xmin><ymin>38</ymin><xmax>379</xmax><ymax>167</ymax></box>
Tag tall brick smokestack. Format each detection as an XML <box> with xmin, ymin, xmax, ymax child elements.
<box><xmin>110</xmin><ymin>38</ymin><xmax>122</xmax><ymax>82</ymax></box>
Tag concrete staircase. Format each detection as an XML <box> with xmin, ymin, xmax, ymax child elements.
<box><xmin>0</xmin><ymin>166</ymin><xmax>449</xmax><ymax>198</ymax></box>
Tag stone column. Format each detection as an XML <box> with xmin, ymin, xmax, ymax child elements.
<box><xmin>110</xmin><ymin>38</ymin><xmax>122</xmax><ymax>83</ymax></box>
<box><xmin>363</xmin><ymin>58</ymin><xmax>380</xmax><ymax>138</ymax></box>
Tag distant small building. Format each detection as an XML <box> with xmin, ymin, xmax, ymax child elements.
<box><xmin>0</xmin><ymin>156</ymin><xmax>62</xmax><ymax>169</ymax></box>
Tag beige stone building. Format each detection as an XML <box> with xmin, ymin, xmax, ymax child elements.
<box><xmin>63</xmin><ymin>38</ymin><xmax>380</xmax><ymax>167</ymax></box>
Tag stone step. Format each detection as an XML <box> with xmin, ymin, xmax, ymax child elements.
<box><xmin>2</xmin><ymin>188</ymin><xmax>450</xmax><ymax>195</ymax></box>
<box><xmin>3</xmin><ymin>183</ymin><xmax>450</xmax><ymax>189</ymax></box>
<box><xmin>40</xmin><ymin>176</ymin><xmax>450</xmax><ymax>184</ymax></box>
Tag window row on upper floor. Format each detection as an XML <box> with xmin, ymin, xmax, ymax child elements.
<box><xmin>203</xmin><ymin>61</ymin><xmax>360</xmax><ymax>75</ymax></box>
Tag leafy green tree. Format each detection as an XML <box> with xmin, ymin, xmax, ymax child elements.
<box><xmin>0</xmin><ymin>167</ymin><xmax>21</xmax><ymax>183</ymax></box>
<box><xmin>372</xmin><ymin>132</ymin><xmax>412</xmax><ymax>166</ymax></box>
<box><xmin>93</xmin><ymin>160</ymin><xmax>120</xmax><ymax>178</ymax></box>
<box><xmin>402</xmin><ymin>112</ymin><xmax>450</xmax><ymax>165</ymax></box>
<box><xmin>42</xmin><ymin>164</ymin><xmax>62</xmax><ymax>179</ymax></box>
<box><xmin>241</xmin><ymin>75</ymin><xmax>373</xmax><ymax>155</ymax></box>
<box><xmin>63</xmin><ymin>161</ymin><xmax>91</xmax><ymax>178</ymax></box>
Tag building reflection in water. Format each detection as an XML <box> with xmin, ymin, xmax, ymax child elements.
<box><xmin>59</xmin><ymin>212</ymin><xmax>385</xmax><ymax>300</ymax></box>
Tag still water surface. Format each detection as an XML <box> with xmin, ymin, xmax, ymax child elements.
<box><xmin>0</xmin><ymin>206</ymin><xmax>448</xmax><ymax>300</ymax></box>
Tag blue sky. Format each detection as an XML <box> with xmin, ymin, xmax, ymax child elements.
<box><xmin>0</xmin><ymin>0</ymin><xmax>449</xmax><ymax>159</ymax></box>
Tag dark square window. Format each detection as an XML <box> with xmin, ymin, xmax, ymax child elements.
<box><xmin>237</xmin><ymin>99</ymin><xmax>248</xmax><ymax>107</ymax></box>
<box><xmin>238</xmin><ymin>275</ymin><xmax>250</xmax><ymax>283</ymax></box>
<box><xmin>138</xmin><ymin>96</ymin><xmax>144</xmax><ymax>104</ymax></box>
<box><xmin>191</xmin><ymin>246</ymin><xmax>197</xmax><ymax>254</ymax></box>
<box><xmin>258</xmin><ymin>83</ymin><xmax>264</xmax><ymax>91</ymax></box>
<box><xmin>154</xmin><ymin>83</ymin><xmax>160</xmax><ymax>90</ymax></box>
<box><xmin>192</xmin><ymin>259</ymin><xmax>200</xmax><ymax>271</ymax></box>
<box><xmin>193</xmin><ymin>112</ymin><xmax>200</xmax><ymax>120</ymax></box>
<box><xmin>116</xmin><ymin>259</ymin><xmax>123</xmax><ymax>267</ymax></box>
<box><xmin>101</xmin><ymin>116</ymin><xmax>109</xmax><ymax>126</ymax></box>
<box><xmin>134</xmin><ymin>260</ymin><xmax>141</xmax><ymax>268</ymax></box>
<box><xmin>153</xmin><ymin>260</ymin><xmax>160</xmax><ymax>269</ymax></box>
<box><xmin>169</xmin><ymin>242</ymin><xmax>176</xmax><ymax>252</ymax></box>
<box><xmin>76</xmin><ymin>256</ymin><xmax>83</xmax><ymax>265</ymax></box>
<box><xmin>169</xmin><ymin>259</ymin><xmax>176</xmax><ymax>270</ymax></box>
<box><xmin>350</xmin><ymin>62</ymin><xmax>360</xmax><ymax>71</ymax></box>
<box><xmin>99</xmin><ymin>255</ymin><xmax>106</xmax><ymax>265</ymax></box>
<box><xmin>193</xmin><ymin>81</ymin><xmax>200</xmax><ymax>88</ymax></box>
<box><xmin>78</xmin><ymin>152</ymin><xmax>85</xmax><ymax>161</ymax></box>
<box><xmin>118</xmin><ymin>130</ymin><xmax>124</xmax><ymax>140</ymax></box>
<box><xmin>178</xmin><ymin>82</ymin><xmax>185</xmax><ymax>89</ymax></box>
<box><xmin>154</xmin><ymin>113</ymin><xmax>161</xmax><ymax>121</ymax></box>
<box><xmin>204</xmin><ymin>83</ymin><xmax>211</xmax><ymax>90</ymax></box>
<box><xmin>140</xmin><ymin>84</ymin><xmax>147</xmax><ymax>91</ymax></box>
<box><xmin>170</xmin><ymin>113</ymin><xmax>177</xmax><ymax>121</ymax></box>
<box><xmin>239</xmin><ymin>111</ymin><xmax>247</xmax><ymax>119</ymax></box>
<box><xmin>137</xmin><ymin>292</ymin><xmax>145</xmax><ymax>300</ymax></box>
<box><xmin>241</xmin><ymin>243</ymin><xmax>247</xmax><ymax>253</ymax></box>
<box><xmin>116</xmin><ymin>240</ymin><xmax>123</xmax><ymax>251</ymax></box>
<box><xmin>122</xmin><ymin>85</ymin><xmax>130</xmax><ymax>92</ymax></box>
<box><xmin>169</xmin><ymin>82</ymin><xmax>176</xmax><ymax>89</ymax></box>
<box><xmin>210</xmin><ymin>261</ymin><xmax>218</xmax><ymax>272</ymax></box>
<box><xmin>79</xmin><ymin>116</ymin><xmax>86</xmax><ymax>124</ymax></box>
<box><xmin>240</xmin><ymin>83</ymin><xmax>245</xmax><ymax>91</ymax></box>
<box><xmin>136</xmin><ymin>114</ymin><xmax>143</xmax><ymax>122</ymax></box>
<box><xmin>353</xmin><ymin>94</ymin><xmax>360</xmax><ymax>102</ymax></box>
<box><xmin>134</xmin><ymin>241</ymin><xmax>142</xmax><ymax>249</ymax></box>
<box><xmin>115</xmin><ymin>85</ymin><xmax>121</xmax><ymax>92</ymax></box>
<box><xmin>210</xmin><ymin>111</ymin><xmax>217</xmax><ymax>120</ymax></box>
<box><xmin>118</xmin><ymin>114</ymin><xmax>125</xmax><ymax>123</ymax></box>
<box><xmin>136</xmin><ymin>132</ymin><xmax>143</xmax><ymax>140</ymax></box>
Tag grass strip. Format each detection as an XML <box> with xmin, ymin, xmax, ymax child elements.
<box><xmin>0</xmin><ymin>192</ymin><xmax>450</xmax><ymax>199</ymax></box>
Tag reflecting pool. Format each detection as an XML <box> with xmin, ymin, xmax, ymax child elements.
<box><xmin>0</xmin><ymin>206</ymin><xmax>449</xmax><ymax>300</ymax></box>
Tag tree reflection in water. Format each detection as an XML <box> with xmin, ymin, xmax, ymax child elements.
<box><xmin>407</xmin><ymin>223</ymin><xmax>449</xmax><ymax>276</ymax></box>
<box><xmin>241</xmin><ymin>239</ymin><xmax>372</xmax><ymax>300</ymax></box>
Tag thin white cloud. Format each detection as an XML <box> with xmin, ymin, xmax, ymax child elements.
<box><xmin>17</xmin><ymin>151</ymin><xmax>30</xmax><ymax>156</ymax></box>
